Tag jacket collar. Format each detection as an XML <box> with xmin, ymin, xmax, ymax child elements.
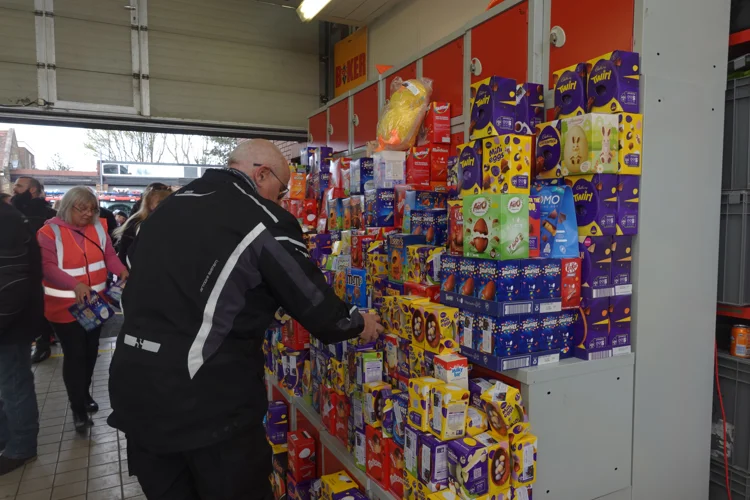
<box><xmin>216</xmin><ymin>167</ymin><xmax>259</xmax><ymax>192</ymax></box>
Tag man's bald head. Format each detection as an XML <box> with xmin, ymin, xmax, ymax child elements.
<box><xmin>228</xmin><ymin>139</ymin><xmax>290</xmax><ymax>204</ymax></box>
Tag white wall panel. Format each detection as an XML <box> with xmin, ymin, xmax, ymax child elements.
<box><xmin>0</xmin><ymin>62</ymin><xmax>37</xmax><ymax>106</ymax></box>
<box><xmin>55</xmin><ymin>18</ymin><xmax>132</xmax><ymax>74</ymax></box>
<box><xmin>0</xmin><ymin>5</ymin><xmax>37</xmax><ymax>105</ymax></box>
<box><xmin>367</xmin><ymin>0</ymin><xmax>488</xmax><ymax>74</ymax></box>
<box><xmin>55</xmin><ymin>0</ymin><xmax>132</xmax><ymax>26</ymax></box>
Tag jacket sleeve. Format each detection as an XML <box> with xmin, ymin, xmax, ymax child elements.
<box><xmin>255</xmin><ymin>215</ymin><xmax>364</xmax><ymax>345</ymax></box>
<box><xmin>0</xmin><ymin>208</ymin><xmax>31</xmax><ymax>331</ymax></box>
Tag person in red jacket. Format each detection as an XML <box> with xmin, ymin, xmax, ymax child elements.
<box><xmin>37</xmin><ymin>187</ymin><xmax>129</xmax><ymax>432</ymax></box>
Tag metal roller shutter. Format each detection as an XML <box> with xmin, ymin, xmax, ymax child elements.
<box><xmin>0</xmin><ymin>1</ymin><xmax>37</xmax><ymax>107</ymax></box>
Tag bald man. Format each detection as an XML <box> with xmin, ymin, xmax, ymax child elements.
<box><xmin>108</xmin><ymin>140</ymin><xmax>382</xmax><ymax>499</ymax></box>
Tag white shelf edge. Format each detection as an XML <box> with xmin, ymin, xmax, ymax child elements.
<box><xmin>502</xmin><ymin>352</ymin><xmax>636</xmax><ymax>385</ymax></box>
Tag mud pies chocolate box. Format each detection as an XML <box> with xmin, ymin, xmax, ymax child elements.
<box><xmin>534</xmin><ymin>120</ymin><xmax>563</xmax><ymax>181</ymax></box>
<box><xmin>579</xmin><ymin>236</ymin><xmax>613</xmax><ymax>298</ymax></box>
<box><xmin>565</xmin><ymin>173</ymin><xmax>618</xmax><ymax>236</ymax></box>
<box><xmin>561</xmin><ymin>113</ymin><xmax>619</xmax><ymax>175</ymax></box>
<box><xmin>616</xmin><ymin>175</ymin><xmax>640</xmax><ymax>235</ymax></box>
<box><xmin>617</xmin><ymin>113</ymin><xmax>643</xmax><ymax>175</ymax></box>
<box><xmin>573</xmin><ymin>296</ymin><xmax>610</xmax><ymax>355</ymax></box>
<box><xmin>499</xmin><ymin>194</ymin><xmax>529</xmax><ymax>260</ymax></box>
<box><xmin>482</xmin><ymin>135</ymin><xmax>532</xmax><ymax>194</ymax></box>
<box><xmin>586</xmin><ymin>51</ymin><xmax>640</xmax><ymax>114</ymax></box>
<box><xmin>419</xmin><ymin>102</ymin><xmax>452</xmax><ymax>145</ymax></box>
<box><xmin>515</xmin><ymin>82</ymin><xmax>545</xmax><ymax>135</ymax></box>
<box><xmin>470</xmin><ymin>76</ymin><xmax>517</xmax><ymax>140</ymax></box>
<box><xmin>431</xmin><ymin>144</ymin><xmax>450</xmax><ymax>183</ymax></box>
<box><xmin>457</xmin><ymin>141</ymin><xmax>483</xmax><ymax>197</ymax></box>
<box><xmin>406</xmin><ymin>146</ymin><xmax>432</xmax><ymax>186</ymax></box>
<box><xmin>553</xmin><ymin>62</ymin><xmax>588</xmax><ymax>119</ymax></box>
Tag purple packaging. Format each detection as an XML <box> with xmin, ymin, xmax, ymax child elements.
<box><xmin>566</xmin><ymin>174</ymin><xmax>618</xmax><ymax>236</ymax></box>
<box><xmin>393</xmin><ymin>392</ymin><xmax>409</xmax><ymax>447</ymax></box>
<box><xmin>350</xmin><ymin>157</ymin><xmax>374</xmax><ymax>195</ymax></box>
<box><xmin>515</xmin><ymin>82</ymin><xmax>545</xmax><ymax>135</ymax></box>
<box><xmin>609</xmin><ymin>295</ymin><xmax>631</xmax><ymax>347</ymax></box>
<box><xmin>405</xmin><ymin>425</ymin><xmax>424</xmax><ymax>478</ymax></box>
<box><xmin>587</xmin><ymin>51</ymin><xmax>640</xmax><ymax>114</ymax></box>
<box><xmin>469</xmin><ymin>76</ymin><xmax>517</xmax><ymax>139</ymax></box>
<box><xmin>329</xmin><ymin>230</ymin><xmax>341</xmax><ymax>244</ymax></box>
<box><xmin>406</xmin><ymin>190</ymin><xmax>448</xmax><ymax>210</ymax></box>
<box><xmin>534</xmin><ymin>120</ymin><xmax>563</xmax><ymax>178</ymax></box>
<box><xmin>371</xmin><ymin>276</ymin><xmax>387</xmax><ymax>309</ymax></box>
<box><xmin>421</xmin><ymin>209</ymin><xmax>448</xmax><ymax>246</ymax></box>
<box><xmin>459</xmin><ymin>310</ymin><xmax>476</xmax><ymax>348</ymax></box>
<box><xmin>473</xmin><ymin>314</ymin><xmax>497</xmax><ymax>354</ymax></box>
<box><xmin>556</xmin><ymin>311</ymin><xmax>575</xmax><ymax>357</ymax></box>
<box><xmin>284</xmin><ymin>349</ymin><xmax>309</xmax><ymax>397</ymax></box>
<box><xmin>469</xmin><ymin>378</ymin><xmax>495</xmax><ymax>409</ymax></box>
<box><xmin>611</xmin><ymin>235</ymin><xmax>633</xmax><ymax>294</ymax></box>
<box><xmin>457</xmin><ymin>141</ymin><xmax>483</xmax><ymax>197</ymax></box>
<box><xmin>573</xmin><ymin>297</ymin><xmax>610</xmax><ymax>356</ymax></box>
<box><xmin>476</xmin><ymin>260</ymin><xmax>500</xmax><ymax>301</ymax></box>
<box><xmin>423</xmin><ymin>350</ymin><xmax>436</xmax><ymax>377</ymax></box>
<box><xmin>440</xmin><ymin>254</ymin><xmax>460</xmax><ymax>293</ymax></box>
<box><xmin>539</xmin><ymin>259</ymin><xmax>562</xmax><ymax>299</ymax></box>
<box><xmin>397</xmin><ymin>337</ymin><xmax>411</xmax><ymax>378</ymax></box>
<box><xmin>68</xmin><ymin>293</ymin><xmax>115</xmax><ymax>332</ymax></box>
<box><xmin>538</xmin><ymin>314</ymin><xmax>559</xmax><ymax>351</ymax></box>
<box><xmin>616</xmin><ymin>175</ymin><xmax>640</xmax><ymax>235</ymax></box>
<box><xmin>498</xmin><ymin>260</ymin><xmax>521</xmax><ymax>302</ymax></box>
<box><xmin>419</xmin><ymin>433</ymin><xmax>449</xmax><ymax>490</ymax></box>
<box><xmin>364</xmin><ymin>189</ymin><xmax>395</xmax><ymax>227</ymax></box>
<box><xmin>519</xmin><ymin>260</ymin><xmax>543</xmax><ymax>300</ymax></box>
<box><xmin>266</xmin><ymin>401</ymin><xmax>288</xmax><ymax>445</ymax></box>
<box><xmin>447</xmin><ymin>437</ymin><xmax>489</xmax><ymax>497</ymax></box>
<box><xmin>579</xmin><ymin>236</ymin><xmax>613</xmax><ymax>298</ymax></box>
<box><xmin>553</xmin><ymin>62</ymin><xmax>587</xmax><ymax>119</ymax></box>
<box><xmin>458</xmin><ymin>257</ymin><xmax>478</xmax><ymax>298</ymax></box>
<box><xmin>495</xmin><ymin>317</ymin><xmax>520</xmax><ymax>357</ymax></box>
<box><xmin>334</xmin><ymin>489</ymin><xmax>367</xmax><ymax>500</ymax></box>
<box><xmin>287</xmin><ymin>475</ymin><xmax>313</xmax><ymax>500</ymax></box>
<box><xmin>309</xmin><ymin>233</ymin><xmax>332</xmax><ymax>268</ymax></box>
<box><xmin>528</xmin><ymin>194</ymin><xmax>540</xmax><ymax>256</ymax></box>
<box><xmin>516</xmin><ymin>316</ymin><xmax>540</xmax><ymax>354</ymax></box>
<box><xmin>447</xmin><ymin>156</ymin><xmax>461</xmax><ymax>200</ymax></box>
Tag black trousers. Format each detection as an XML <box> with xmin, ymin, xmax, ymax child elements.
<box><xmin>127</xmin><ymin>426</ymin><xmax>273</xmax><ymax>500</ymax></box>
<box><xmin>51</xmin><ymin>321</ymin><xmax>101</xmax><ymax>414</ymax></box>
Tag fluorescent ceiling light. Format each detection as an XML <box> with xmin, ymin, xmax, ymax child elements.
<box><xmin>297</xmin><ymin>0</ymin><xmax>332</xmax><ymax>21</ymax></box>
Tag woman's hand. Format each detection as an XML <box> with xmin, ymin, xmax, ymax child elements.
<box><xmin>119</xmin><ymin>269</ymin><xmax>129</xmax><ymax>282</ymax></box>
<box><xmin>74</xmin><ymin>283</ymin><xmax>93</xmax><ymax>305</ymax></box>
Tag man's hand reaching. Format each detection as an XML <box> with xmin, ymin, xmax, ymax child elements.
<box><xmin>360</xmin><ymin>312</ymin><xmax>384</xmax><ymax>343</ymax></box>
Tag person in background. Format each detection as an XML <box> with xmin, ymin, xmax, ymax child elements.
<box><xmin>113</xmin><ymin>210</ymin><xmax>127</xmax><ymax>226</ymax></box>
<box><xmin>0</xmin><ymin>201</ymin><xmax>41</xmax><ymax>474</ymax></box>
<box><xmin>11</xmin><ymin>176</ymin><xmax>56</xmax><ymax>364</ymax></box>
<box><xmin>37</xmin><ymin>187</ymin><xmax>128</xmax><ymax>432</ymax></box>
<box><xmin>108</xmin><ymin>140</ymin><xmax>382</xmax><ymax>499</ymax></box>
<box><xmin>114</xmin><ymin>184</ymin><xmax>172</xmax><ymax>267</ymax></box>
<box><xmin>0</xmin><ymin>193</ymin><xmax>11</xmax><ymax>205</ymax></box>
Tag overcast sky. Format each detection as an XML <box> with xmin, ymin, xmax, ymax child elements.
<box><xmin>1</xmin><ymin>123</ymin><xmax>98</xmax><ymax>171</ymax></box>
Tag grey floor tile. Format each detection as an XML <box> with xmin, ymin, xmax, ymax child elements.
<box><xmin>87</xmin><ymin>473</ymin><xmax>120</xmax><ymax>493</ymax></box>
<box><xmin>89</xmin><ymin>442</ymin><xmax>118</xmax><ymax>456</ymax></box>
<box><xmin>18</xmin><ymin>474</ymin><xmax>54</xmax><ymax>495</ymax></box>
<box><xmin>120</xmin><ymin>472</ymin><xmax>137</xmax><ymax>485</ymax></box>
<box><xmin>36</xmin><ymin>434</ymin><xmax>62</xmax><ymax>446</ymax></box>
<box><xmin>57</xmin><ymin>447</ymin><xmax>88</xmax><ymax>462</ymax></box>
<box><xmin>50</xmin><ymin>480</ymin><xmax>86</xmax><ymax>500</ymax></box>
<box><xmin>87</xmin><ymin>485</ymin><xmax>123</xmax><ymax>500</ymax></box>
<box><xmin>35</xmin><ymin>453</ymin><xmax>59</xmax><ymax>466</ymax></box>
<box><xmin>89</xmin><ymin>451</ymin><xmax>118</xmax><ymax>467</ymax></box>
<box><xmin>61</xmin><ymin>431</ymin><xmax>88</xmax><ymax>442</ymax></box>
<box><xmin>39</xmin><ymin>410</ymin><xmax>66</xmax><ymax>420</ymax></box>
<box><xmin>90</xmin><ymin>426</ymin><xmax>115</xmax><ymax>437</ymax></box>
<box><xmin>53</xmin><ymin>468</ymin><xmax>87</xmax><ymax>487</ymax></box>
<box><xmin>89</xmin><ymin>433</ymin><xmax>117</xmax><ymax>445</ymax></box>
<box><xmin>38</xmin><ymin>425</ymin><xmax>64</xmax><ymax>437</ymax></box>
<box><xmin>122</xmin><ymin>482</ymin><xmax>143</xmax><ymax>498</ymax></box>
<box><xmin>39</xmin><ymin>417</ymin><xmax>65</xmax><ymax>428</ymax></box>
<box><xmin>59</xmin><ymin>440</ymin><xmax>89</xmax><ymax>452</ymax></box>
<box><xmin>22</xmin><ymin>464</ymin><xmax>56</xmax><ymax>481</ymax></box>
<box><xmin>15</xmin><ymin>488</ymin><xmax>52</xmax><ymax>500</ymax></box>
<box><xmin>36</xmin><ymin>443</ymin><xmax>61</xmax><ymax>456</ymax></box>
<box><xmin>88</xmin><ymin>463</ymin><xmax>120</xmax><ymax>480</ymax></box>
<box><xmin>0</xmin><ymin>482</ymin><xmax>17</xmax><ymax>499</ymax></box>
<box><xmin>55</xmin><ymin>457</ymin><xmax>88</xmax><ymax>474</ymax></box>
<box><xmin>0</xmin><ymin>465</ymin><xmax>24</xmax><ymax>485</ymax></box>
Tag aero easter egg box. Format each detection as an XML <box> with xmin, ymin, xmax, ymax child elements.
<box><xmin>463</xmin><ymin>195</ymin><xmax>501</xmax><ymax>260</ymax></box>
<box><xmin>500</xmin><ymin>194</ymin><xmax>530</xmax><ymax>260</ymax></box>
<box><xmin>469</xmin><ymin>76</ymin><xmax>517</xmax><ymax>140</ymax></box>
<box><xmin>534</xmin><ymin>120</ymin><xmax>563</xmax><ymax>181</ymax></box>
<box><xmin>586</xmin><ymin>50</ymin><xmax>640</xmax><ymax>114</ymax></box>
<box><xmin>457</xmin><ymin>141</ymin><xmax>483</xmax><ymax>198</ymax></box>
<box><xmin>553</xmin><ymin>62</ymin><xmax>588</xmax><ymax>119</ymax></box>
<box><xmin>566</xmin><ymin>173</ymin><xmax>618</xmax><ymax>236</ymax></box>
<box><xmin>617</xmin><ymin>112</ymin><xmax>643</xmax><ymax>175</ymax></box>
<box><xmin>561</xmin><ymin>113</ymin><xmax>619</xmax><ymax>175</ymax></box>
<box><xmin>482</xmin><ymin>134</ymin><xmax>532</xmax><ymax>194</ymax></box>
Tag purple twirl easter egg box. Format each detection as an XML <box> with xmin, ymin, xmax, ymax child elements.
<box><xmin>609</xmin><ymin>294</ymin><xmax>631</xmax><ymax>347</ymax></box>
<box><xmin>579</xmin><ymin>236</ymin><xmax>613</xmax><ymax>299</ymax></box>
<box><xmin>616</xmin><ymin>175</ymin><xmax>640</xmax><ymax>235</ymax></box>
<box><xmin>515</xmin><ymin>82</ymin><xmax>545</xmax><ymax>135</ymax></box>
<box><xmin>457</xmin><ymin>141</ymin><xmax>483</xmax><ymax>197</ymax></box>
<box><xmin>586</xmin><ymin>51</ymin><xmax>640</xmax><ymax>114</ymax></box>
<box><xmin>469</xmin><ymin>76</ymin><xmax>517</xmax><ymax>140</ymax></box>
<box><xmin>553</xmin><ymin>62</ymin><xmax>587</xmax><ymax>119</ymax></box>
<box><xmin>566</xmin><ymin>174</ymin><xmax>618</xmax><ymax>236</ymax></box>
<box><xmin>573</xmin><ymin>297</ymin><xmax>610</xmax><ymax>356</ymax></box>
<box><xmin>611</xmin><ymin>235</ymin><xmax>633</xmax><ymax>294</ymax></box>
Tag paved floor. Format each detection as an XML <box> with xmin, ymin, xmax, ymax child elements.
<box><xmin>0</xmin><ymin>340</ymin><xmax>145</xmax><ymax>500</ymax></box>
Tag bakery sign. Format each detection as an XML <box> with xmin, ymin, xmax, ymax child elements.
<box><xmin>334</xmin><ymin>28</ymin><xmax>367</xmax><ymax>97</ymax></box>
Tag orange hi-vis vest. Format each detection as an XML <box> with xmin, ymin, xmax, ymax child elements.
<box><xmin>39</xmin><ymin>218</ymin><xmax>108</xmax><ymax>323</ymax></box>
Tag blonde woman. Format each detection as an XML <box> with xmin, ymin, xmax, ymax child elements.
<box><xmin>114</xmin><ymin>183</ymin><xmax>171</xmax><ymax>266</ymax></box>
<box><xmin>37</xmin><ymin>187</ymin><xmax>128</xmax><ymax>431</ymax></box>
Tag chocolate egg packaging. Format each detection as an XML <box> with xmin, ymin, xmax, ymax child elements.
<box><xmin>586</xmin><ymin>50</ymin><xmax>640</xmax><ymax>115</ymax></box>
<box><xmin>463</xmin><ymin>194</ymin><xmax>502</xmax><ymax>259</ymax></box>
<box><xmin>469</xmin><ymin>76</ymin><xmax>517</xmax><ymax>140</ymax></box>
<box><xmin>482</xmin><ymin>134</ymin><xmax>532</xmax><ymax>194</ymax></box>
<box><xmin>561</xmin><ymin>113</ymin><xmax>619</xmax><ymax>175</ymax></box>
<box><xmin>457</xmin><ymin>141</ymin><xmax>484</xmax><ymax>197</ymax></box>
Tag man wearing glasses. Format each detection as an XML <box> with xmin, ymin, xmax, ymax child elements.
<box><xmin>108</xmin><ymin>139</ymin><xmax>383</xmax><ymax>499</ymax></box>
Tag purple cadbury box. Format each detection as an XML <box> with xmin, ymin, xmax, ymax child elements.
<box><xmin>266</xmin><ymin>401</ymin><xmax>288</xmax><ymax>445</ymax></box>
<box><xmin>573</xmin><ymin>297</ymin><xmax>610</xmax><ymax>357</ymax></box>
<box><xmin>587</xmin><ymin>50</ymin><xmax>640</xmax><ymax>114</ymax></box>
<box><xmin>515</xmin><ymin>82</ymin><xmax>545</xmax><ymax>135</ymax></box>
<box><xmin>447</xmin><ymin>437</ymin><xmax>489</xmax><ymax>496</ymax></box>
<box><xmin>616</xmin><ymin>175</ymin><xmax>640</xmax><ymax>235</ymax></box>
<box><xmin>471</xmin><ymin>76</ymin><xmax>517</xmax><ymax>138</ymax></box>
<box><xmin>420</xmin><ymin>433</ymin><xmax>449</xmax><ymax>489</ymax></box>
<box><xmin>610</xmin><ymin>294</ymin><xmax>631</xmax><ymax>347</ymax></box>
<box><xmin>554</xmin><ymin>63</ymin><xmax>587</xmax><ymax>118</ymax></box>
<box><xmin>534</xmin><ymin>121</ymin><xmax>563</xmax><ymax>175</ymax></box>
<box><xmin>458</xmin><ymin>141</ymin><xmax>483</xmax><ymax>196</ymax></box>
<box><xmin>567</xmin><ymin>174</ymin><xmax>618</xmax><ymax>236</ymax></box>
<box><xmin>611</xmin><ymin>235</ymin><xmax>633</xmax><ymax>293</ymax></box>
<box><xmin>579</xmin><ymin>236</ymin><xmax>613</xmax><ymax>299</ymax></box>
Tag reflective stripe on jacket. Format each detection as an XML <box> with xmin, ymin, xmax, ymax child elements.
<box><xmin>39</xmin><ymin>218</ymin><xmax>108</xmax><ymax>323</ymax></box>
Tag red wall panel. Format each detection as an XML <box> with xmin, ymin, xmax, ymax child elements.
<box><xmin>352</xmin><ymin>83</ymin><xmax>379</xmax><ymax>149</ymax></box>
<box><xmin>451</xmin><ymin>131</ymin><xmax>466</xmax><ymax>152</ymax></box>
<box><xmin>470</xmin><ymin>2</ymin><xmax>529</xmax><ymax>84</ymax></box>
<box><xmin>328</xmin><ymin>99</ymin><xmax>349</xmax><ymax>153</ymax></box>
<box><xmin>308</xmin><ymin>112</ymin><xmax>327</xmax><ymax>148</ymax></box>
<box><xmin>549</xmin><ymin>0</ymin><xmax>635</xmax><ymax>85</ymax></box>
<box><xmin>386</xmin><ymin>63</ymin><xmax>418</xmax><ymax>99</ymax></box>
<box><xmin>422</xmin><ymin>37</ymin><xmax>465</xmax><ymax>118</ymax></box>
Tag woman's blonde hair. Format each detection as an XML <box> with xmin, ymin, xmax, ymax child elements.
<box><xmin>113</xmin><ymin>185</ymin><xmax>171</xmax><ymax>240</ymax></box>
<box><xmin>57</xmin><ymin>186</ymin><xmax>99</xmax><ymax>225</ymax></box>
